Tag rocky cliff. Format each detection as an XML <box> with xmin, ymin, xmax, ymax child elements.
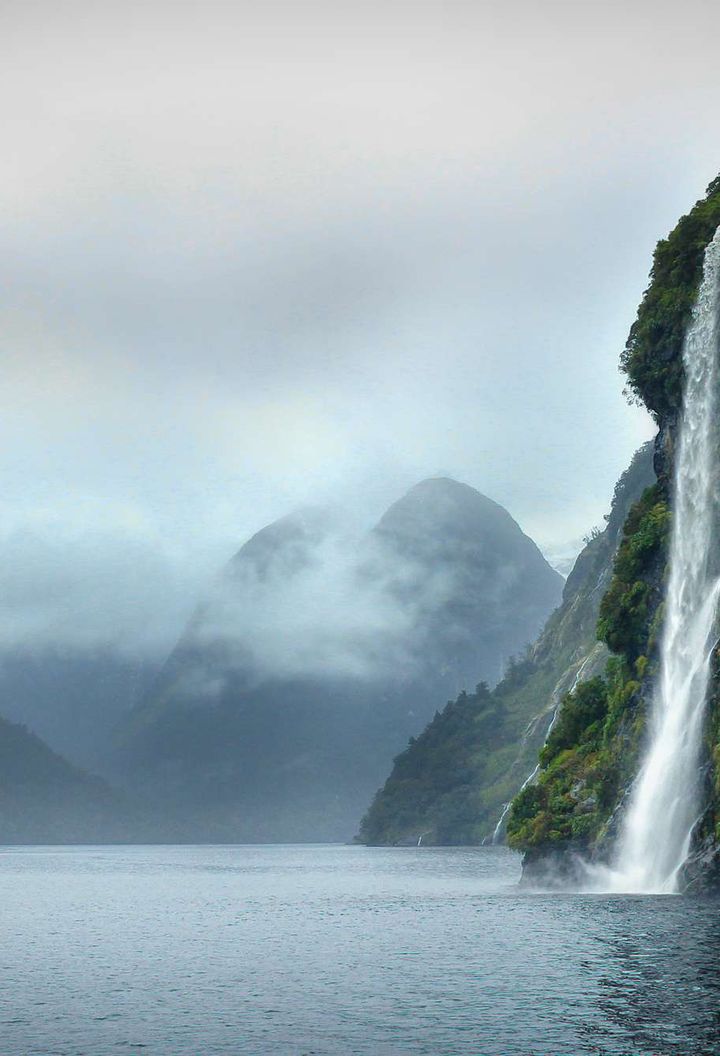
<box><xmin>507</xmin><ymin>174</ymin><xmax>720</xmax><ymax>890</ymax></box>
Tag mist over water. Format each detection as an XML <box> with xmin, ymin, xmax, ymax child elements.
<box><xmin>599</xmin><ymin>226</ymin><xmax>720</xmax><ymax>894</ymax></box>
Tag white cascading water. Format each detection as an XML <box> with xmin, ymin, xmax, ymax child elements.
<box><xmin>605</xmin><ymin>225</ymin><xmax>720</xmax><ymax>894</ymax></box>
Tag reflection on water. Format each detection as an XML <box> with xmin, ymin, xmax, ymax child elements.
<box><xmin>592</xmin><ymin>899</ymin><xmax>720</xmax><ymax>1056</ymax></box>
<box><xmin>0</xmin><ymin>845</ymin><xmax>718</xmax><ymax>1056</ymax></box>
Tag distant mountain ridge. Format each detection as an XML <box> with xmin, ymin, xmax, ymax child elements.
<box><xmin>109</xmin><ymin>476</ymin><xmax>563</xmax><ymax>842</ymax></box>
<box><xmin>0</xmin><ymin>651</ymin><xmax>155</xmax><ymax>770</ymax></box>
<box><xmin>0</xmin><ymin>713</ymin><xmax>129</xmax><ymax>843</ymax></box>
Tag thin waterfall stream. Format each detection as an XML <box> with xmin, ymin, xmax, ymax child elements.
<box><xmin>600</xmin><ymin>225</ymin><xmax>720</xmax><ymax>893</ymax></box>
<box><xmin>490</xmin><ymin>652</ymin><xmax>597</xmax><ymax>844</ymax></box>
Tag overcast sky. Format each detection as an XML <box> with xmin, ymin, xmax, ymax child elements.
<box><xmin>2</xmin><ymin>0</ymin><xmax>719</xmax><ymax>657</ymax></box>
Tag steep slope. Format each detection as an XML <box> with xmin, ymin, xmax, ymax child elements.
<box><xmin>358</xmin><ymin>444</ymin><xmax>655</xmax><ymax>846</ymax></box>
<box><xmin>507</xmin><ymin>174</ymin><xmax>720</xmax><ymax>890</ymax></box>
<box><xmin>0</xmin><ymin>714</ymin><xmax>129</xmax><ymax>843</ymax></box>
<box><xmin>109</xmin><ymin>479</ymin><xmax>562</xmax><ymax>842</ymax></box>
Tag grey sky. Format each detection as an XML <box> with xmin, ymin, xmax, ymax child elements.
<box><xmin>2</xmin><ymin>0</ymin><xmax>717</xmax><ymax>656</ymax></box>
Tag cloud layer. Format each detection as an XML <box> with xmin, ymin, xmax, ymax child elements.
<box><xmin>4</xmin><ymin>0</ymin><xmax>713</xmax><ymax>656</ymax></box>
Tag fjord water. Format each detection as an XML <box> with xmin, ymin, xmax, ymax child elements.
<box><xmin>608</xmin><ymin>227</ymin><xmax>720</xmax><ymax>894</ymax></box>
<box><xmin>2</xmin><ymin>845</ymin><xmax>720</xmax><ymax>1056</ymax></box>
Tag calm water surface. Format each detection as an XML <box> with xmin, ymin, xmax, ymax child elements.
<box><xmin>1</xmin><ymin>844</ymin><xmax>719</xmax><ymax>1056</ymax></box>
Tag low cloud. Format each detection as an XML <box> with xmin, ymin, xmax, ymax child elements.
<box><xmin>0</xmin><ymin>519</ymin><xmax>207</xmax><ymax>659</ymax></box>
<box><xmin>186</xmin><ymin>527</ymin><xmax>450</xmax><ymax>687</ymax></box>
<box><xmin>2</xmin><ymin>0</ymin><xmax>693</xmax><ymax>672</ymax></box>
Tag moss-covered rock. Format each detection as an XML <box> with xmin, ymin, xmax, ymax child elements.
<box><xmin>621</xmin><ymin>175</ymin><xmax>720</xmax><ymax>418</ymax></box>
<box><xmin>596</xmin><ymin>485</ymin><xmax>670</xmax><ymax>659</ymax></box>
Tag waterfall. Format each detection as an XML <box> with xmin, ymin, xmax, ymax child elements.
<box><xmin>607</xmin><ymin>226</ymin><xmax>720</xmax><ymax>894</ymax></box>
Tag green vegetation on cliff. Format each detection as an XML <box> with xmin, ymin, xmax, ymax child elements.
<box><xmin>596</xmin><ymin>485</ymin><xmax>670</xmax><ymax>659</ymax></box>
<box><xmin>508</xmin><ymin>174</ymin><xmax>720</xmax><ymax>867</ymax></box>
<box><xmin>621</xmin><ymin>175</ymin><xmax>720</xmax><ymax>418</ymax></box>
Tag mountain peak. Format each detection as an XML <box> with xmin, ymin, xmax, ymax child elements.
<box><xmin>374</xmin><ymin>476</ymin><xmax>530</xmax><ymax>551</ymax></box>
<box><xmin>225</xmin><ymin>505</ymin><xmax>336</xmax><ymax>582</ymax></box>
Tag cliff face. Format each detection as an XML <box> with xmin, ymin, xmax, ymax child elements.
<box><xmin>507</xmin><ymin>175</ymin><xmax>720</xmax><ymax>889</ymax></box>
<box><xmin>108</xmin><ymin>478</ymin><xmax>562</xmax><ymax>843</ymax></box>
<box><xmin>357</xmin><ymin>445</ymin><xmax>654</xmax><ymax>846</ymax></box>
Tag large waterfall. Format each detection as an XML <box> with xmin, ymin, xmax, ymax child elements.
<box><xmin>607</xmin><ymin>226</ymin><xmax>720</xmax><ymax>893</ymax></box>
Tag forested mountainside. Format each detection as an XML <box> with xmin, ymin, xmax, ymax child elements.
<box><xmin>507</xmin><ymin>174</ymin><xmax>720</xmax><ymax>890</ymax></box>
<box><xmin>108</xmin><ymin>478</ymin><xmax>562</xmax><ymax>842</ymax></box>
<box><xmin>0</xmin><ymin>714</ymin><xmax>130</xmax><ymax>843</ymax></box>
<box><xmin>358</xmin><ymin>444</ymin><xmax>655</xmax><ymax>846</ymax></box>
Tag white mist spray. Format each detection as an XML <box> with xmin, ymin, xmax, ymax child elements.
<box><xmin>608</xmin><ymin>226</ymin><xmax>720</xmax><ymax>893</ymax></box>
